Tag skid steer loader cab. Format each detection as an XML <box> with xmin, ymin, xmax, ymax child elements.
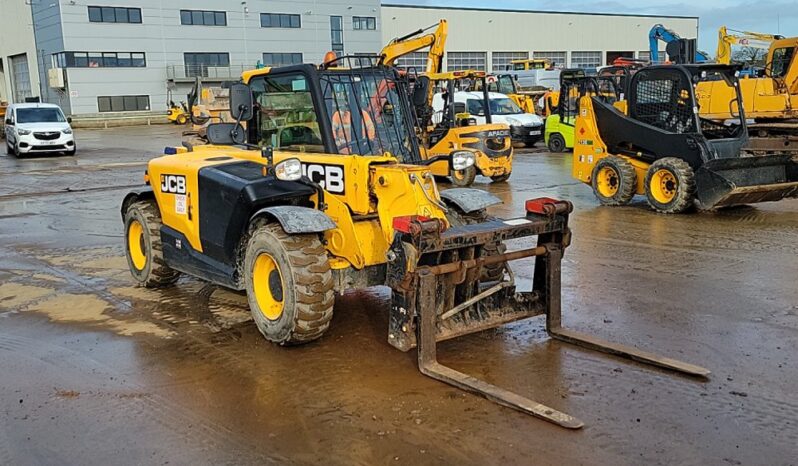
<box><xmin>573</xmin><ymin>64</ymin><xmax>798</xmax><ymax>213</ymax></box>
<box><xmin>122</xmin><ymin>56</ymin><xmax>708</xmax><ymax>429</ymax></box>
<box><xmin>545</xmin><ymin>71</ymin><xmax>621</xmax><ymax>153</ymax></box>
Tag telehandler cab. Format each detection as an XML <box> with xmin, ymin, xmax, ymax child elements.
<box><xmin>122</xmin><ymin>56</ymin><xmax>708</xmax><ymax>429</ymax></box>
<box><xmin>574</xmin><ymin>64</ymin><xmax>798</xmax><ymax>213</ymax></box>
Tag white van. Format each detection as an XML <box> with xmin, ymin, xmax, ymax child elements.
<box><xmin>432</xmin><ymin>91</ymin><xmax>544</xmax><ymax>147</ymax></box>
<box><xmin>4</xmin><ymin>103</ymin><xmax>76</xmax><ymax>157</ymax></box>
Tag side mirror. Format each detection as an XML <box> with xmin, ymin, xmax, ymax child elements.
<box><xmin>66</xmin><ymin>116</ymin><xmax>72</xmax><ymax>124</ymax></box>
<box><xmin>411</xmin><ymin>76</ymin><xmax>430</xmax><ymax>108</ymax></box>
<box><xmin>206</xmin><ymin>122</ymin><xmax>247</xmax><ymax>145</ymax></box>
<box><xmin>4</xmin><ymin>119</ymin><xmax>12</xmax><ymax>126</ymax></box>
<box><xmin>229</xmin><ymin>83</ymin><xmax>254</xmax><ymax>121</ymax></box>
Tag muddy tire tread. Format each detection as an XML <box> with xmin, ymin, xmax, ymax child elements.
<box><xmin>126</xmin><ymin>200</ymin><xmax>181</xmax><ymax>288</ymax></box>
<box><xmin>246</xmin><ymin>222</ymin><xmax>333</xmax><ymax>345</ymax></box>
<box><xmin>591</xmin><ymin>155</ymin><xmax>636</xmax><ymax>206</ymax></box>
<box><xmin>644</xmin><ymin>157</ymin><xmax>696</xmax><ymax>214</ymax></box>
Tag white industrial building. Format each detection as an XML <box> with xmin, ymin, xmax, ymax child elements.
<box><xmin>0</xmin><ymin>1</ymin><xmax>699</xmax><ymax>117</ymax></box>
<box><xmin>382</xmin><ymin>4</ymin><xmax>699</xmax><ymax>72</ymax></box>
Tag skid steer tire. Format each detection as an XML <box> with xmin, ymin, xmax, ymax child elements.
<box><xmin>644</xmin><ymin>157</ymin><xmax>696</xmax><ymax>214</ymax></box>
<box><xmin>244</xmin><ymin>222</ymin><xmax>334</xmax><ymax>345</ymax></box>
<box><xmin>176</xmin><ymin>114</ymin><xmax>188</xmax><ymax>125</ymax></box>
<box><xmin>124</xmin><ymin>200</ymin><xmax>181</xmax><ymax>288</ymax></box>
<box><xmin>547</xmin><ymin>133</ymin><xmax>567</xmax><ymax>153</ymax></box>
<box><xmin>445</xmin><ymin>208</ymin><xmax>506</xmax><ymax>282</ymax></box>
<box><xmin>591</xmin><ymin>155</ymin><xmax>636</xmax><ymax>206</ymax></box>
<box><xmin>450</xmin><ymin>166</ymin><xmax>477</xmax><ymax>187</ymax></box>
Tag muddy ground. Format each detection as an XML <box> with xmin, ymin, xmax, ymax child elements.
<box><xmin>1</xmin><ymin>126</ymin><xmax>796</xmax><ymax>465</ymax></box>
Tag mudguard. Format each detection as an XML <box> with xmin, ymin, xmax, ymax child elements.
<box><xmin>120</xmin><ymin>187</ymin><xmax>154</xmax><ymax>219</ymax></box>
<box><xmin>251</xmin><ymin>206</ymin><xmax>336</xmax><ymax>234</ymax></box>
<box><xmin>440</xmin><ymin>188</ymin><xmax>502</xmax><ymax>213</ymax></box>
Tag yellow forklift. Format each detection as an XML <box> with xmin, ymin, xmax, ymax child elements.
<box><xmin>379</xmin><ymin>21</ymin><xmax>513</xmax><ymax>186</ymax></box>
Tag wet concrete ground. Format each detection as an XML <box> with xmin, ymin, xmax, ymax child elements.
<box><xmin>1</xmin><ymin>126</ymin><xmax>797</xmax><ymax>465</ymax></box>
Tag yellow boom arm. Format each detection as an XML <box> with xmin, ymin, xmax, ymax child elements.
<box><xmin>379</xmin><ymin>19</ymin><xmax>448</xmax><ymax>74</ymax></box>
<box><xmin>716</xmin><ymin>26</ymin><xmax>782</xmax><ymax>65</ymax></box>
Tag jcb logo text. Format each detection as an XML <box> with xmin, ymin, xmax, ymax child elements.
<box><xmin>301</xmin><ymin>163</ymin><xmax>345</xmax><ymax>194</ymax></box>
<box><xmin>161</xmin><ymin>174</ymin><xmax>186</xmax><ymax>194</ymax></box>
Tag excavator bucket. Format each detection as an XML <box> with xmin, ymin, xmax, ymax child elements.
<box><xmin>386</xmin><ymin>198</ymin><xmax>710</xmax><ymax>429</ymax></box>
<box><xmin>696</xmin><ymin>154</ymin><xmax>798</xmax><ymax>209</ymax></box>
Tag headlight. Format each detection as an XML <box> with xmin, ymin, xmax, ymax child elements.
<box><xmin>506</xmin><ymin>117</ymin><xmax>520</xmax><ymax>126</ymax></box>
<box><xmin>62</xmin><ymin>128</ymin><xmax>73</xmax><ymax>134</ymax></box>
<box><xmin>17</xmin><ymin>129</ymin><xmax>31</xmax><ymax>135</ymax></box>
<box><xmin>451</xmin><ymin>151</ymin><xmax>475</xmax><ymax>171</ymax></box>
<box><xmin>274</xmin><ymin>158</ymin><xmax>302</xmax><ymax>181</ymax></box>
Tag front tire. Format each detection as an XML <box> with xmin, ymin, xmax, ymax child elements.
<box><xmin>124</xmin><ymin>199</ymin><xmax>181</xmax><ymax>287</ymax></box>
<box><xmin>644</xmin><ymin>157</ymin><xmax>696</xmax><ymax>214</ymax></box>
<box><xmin>590</xmin><ymin>155</ymin><xmax>636</xmax><ymax>206</ymax></box>
<box><xmin>176</xmin><ymin>114</ymin><xmax>188</xmax><ymax>125</ymax></box>
<box><xmin>490</xmin><ymin>173</ymin><xmax>511</xmax><ymax>183</ymax></box>
<box><xmin>547</xmin><ymin>133</ymin><xmax>566</xmax><ymax>153</ymax></box>
<box><xmin>450</xmin><ymin>165</ymin><xmax>477</xmax><ymax>187</ymax></box>
<box><xmin>244</xmin><ymin>222</ymin><xmax>334</xmax><ymax>345</ymax></box>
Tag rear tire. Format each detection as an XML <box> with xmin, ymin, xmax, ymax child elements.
<box><xmin>547</xmin><ymin>133</ymin><xmax>566</xmax><ymax>153</ymax></box>
<box><xmin>244</xmin><ymin>222</ymin><xmax>334</xmax><ymax>345</ymax></box>
<box><xmin>644</xmin><ymin>157</ymin><xmax>696</xmax><ymax>214</ymax></box>
<box><xmin>445</xmin><ymin>208</ymin><xmax>506</xmax><ymax>282</ymax></box>
<box><xmin>450</xmin><ymin>165</ymin><xmax>477</xmax><ymax>187</ymax></box>
<box><xmin>124</xmin><ymin>199</ymin><xmax>181</xmax><ymax>288</ymax></box>
<box><xmin>590</xmin><ymin>155</ymin><xmax>636</xmax><ymax>206</ymax></box>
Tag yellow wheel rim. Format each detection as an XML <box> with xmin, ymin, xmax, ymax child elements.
<box><xmin>453</xmin><ymin>170</ymin><xmax>465</xmax><ymax>180</ymax></box>
<box><xmin>252</xmin><ymin>253</ymin><xmax>284</xmax><ymax>320</ymax></box>
<box><xmin>650</xmin><ymin>169</ymin><xmax>678</xmax><ymax>204</ymax></box>
<box><xmin>596</xmin><ymin>166</ymin><xmax>620</xmax><ymax>198</ymax></box>
<box><xmin>127</xmin><ymin>220</ymin><xmax>147</xmax><ymax>271</ymax></box>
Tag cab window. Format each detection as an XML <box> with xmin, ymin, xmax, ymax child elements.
<box><xmin>770</xmin><ymin>47</ymin><xmax>795</xmax><ymax>78</ymax></box>
<box><xmin>249</xmin><ymin>73</ymin><xmax>325</xmax><ymax>152</ymax></box>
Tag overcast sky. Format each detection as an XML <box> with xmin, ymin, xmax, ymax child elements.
<box><xmin>387</xmin><ymin>1</ymin><xmax>797</xmax><ymax>53</ymax></box>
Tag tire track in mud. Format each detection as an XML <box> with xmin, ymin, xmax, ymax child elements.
<box><xmin>0</xmin><ymin>333</ymin><xmax>285</xmax><ymax>465</ymax></box>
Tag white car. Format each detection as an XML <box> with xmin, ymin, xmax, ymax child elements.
<box><xmin>433</xmin><ymin>91</ymin><xmax>545</xmax><ymax>147</ymax></box>
<box><xmin>4</xmin><ymin>103</ymin><xmax>76</xmax><ymax>157</ymax></box>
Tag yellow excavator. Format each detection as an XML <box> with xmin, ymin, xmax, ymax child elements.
<box><xmin>715</xmin><ymin>26</ymin><xmax>783</xmax><ymax>66</ymax></box>
<box><xmin>697</xmin><ymin>30</ymin><xmax>798</xmax><ymax>153</ymax></box>
<box><xmin>379</xmin><ymin>20</ymin><xmax>514</xmax><ymax>185</ymax></box>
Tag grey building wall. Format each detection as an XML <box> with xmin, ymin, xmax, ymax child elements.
<box><xmin>31</xmin><ymin>0</ymin><xmax>382</xmax><ymax>116</ymax></box>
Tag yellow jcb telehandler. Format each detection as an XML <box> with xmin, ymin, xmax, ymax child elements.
<box><xmin>122</xmin><ymin>56</ymin><xmax>708</xmax><ymax>429</ymax></box>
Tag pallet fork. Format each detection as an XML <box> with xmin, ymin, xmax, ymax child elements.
<box><xmin>387</xmin><ymin>198</ymin><xmax>710</xmax><ymax>429</ymax></box>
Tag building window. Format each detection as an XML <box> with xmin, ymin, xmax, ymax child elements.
<box><xmin>570</xmin><ymin>51</ymin><xmax>602</xmax><ymax>69</ymax></box>
<box><xmin>447</xmin><ymin>52</ymin><xmax>487</xmax><ymax>71</ymax></box>
<box><xmin>184</xmin><ymin>52</ymin><xmax>230</xmax><ymax>77</ymax></box>
<box><xmin>353</xmin><ymin>16</ymin><xmax>376</xmax><ymax>30</ymax></box>
<box><xmin>638</xmin><ymin>51</ymin><xmax>666</xmax><ymax>62</ymax></box>
<box><xmin>261</xmin><ymin>13</ymin><xmax>300</xmax><ymax>28</ymax></box>
<box><xmin>98</xmin><ymin>95</ymin><xmax>150</xmax><ymax>112</ymax></box>
<box><xmin>330</xmin><ymin>16</ymin><xmax>344</xmax><ymax>55</ymax></box>
<box><xmin>395</xmin><ymin>52</ymin><xmax>427</xmax><ymax>71</ymax></box>
<box><xmin>180</xmin><ymin>10</ymin><xmax>226</xmax><ymax>26</ymax></box>
<box><xmin>491</xmin><ymin>52</ymin><xmax>529</xmax><ymax>72</ymax></box>
<box><xmin>263</xmin><ymin>53</ymin><xmax>303</xmax><ymax>67</ymax></box>
<box><xmin>54</xmin><ymin>51</ymin><xmax>145</xmax><ymax>68</ymax></box>
<box><xmin>533</xmin><ymin>51</ymin><xmax>567</xmax><ymax>68</ymax></box>
<box><xmin>88</xmin><ymin>6</ymin><xmax>142</xmax><ymax>23</ymax></box>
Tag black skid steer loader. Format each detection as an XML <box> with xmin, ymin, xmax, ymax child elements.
<box><xmin>573</xmin><ymin>64</ymin><xmax>798</xmax><ymax>213</ymax></box>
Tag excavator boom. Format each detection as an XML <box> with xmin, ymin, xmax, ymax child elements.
<box><xmin>379</xmin><ymin>19</ymin><xmax>448</xmax><ymax>74</ymax></box>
